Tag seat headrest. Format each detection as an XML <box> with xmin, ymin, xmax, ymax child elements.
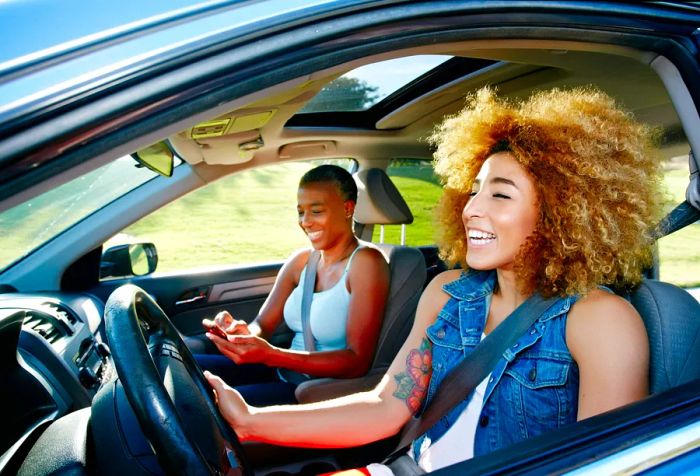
<box><xmin>353</xmin><ymin>168</ymin><xmax>413</xmax><ymax>225</ymax></box>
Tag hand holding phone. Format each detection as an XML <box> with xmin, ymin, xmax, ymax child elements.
<box><xmin>202</xmin><ymin>319</ymin><xmax>228</xmax><ymax>339</ymax></box>
<box><xmin>208</xmin><ymin>323</ymin><xmax>228</xmax><ymax>339</ymax></box>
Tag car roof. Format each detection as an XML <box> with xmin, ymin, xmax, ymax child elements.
<box><xmin>1</xmin><ymin>0</ymin><xmax>699</xmax><ymax>211</ymax></box>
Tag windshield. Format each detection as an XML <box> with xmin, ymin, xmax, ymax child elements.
<box><xmin>0</xmin><ymin>155</ymin><xmax>163</xmax><ymax>272</ymax></box>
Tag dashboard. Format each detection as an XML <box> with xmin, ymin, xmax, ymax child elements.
<box><xmin>0</xmin><ymin>292</ymin><xmax>113</xmax><ymax>475</ymax></box>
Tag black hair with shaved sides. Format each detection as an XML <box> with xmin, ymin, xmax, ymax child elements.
<box><xmin>299</xmin><ymin>164</ymin><xmax>358</xmax><ymax>203</ymax></box>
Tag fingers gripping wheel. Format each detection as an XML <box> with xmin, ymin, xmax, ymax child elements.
<box><xmin>105</xmin><ymin>284</ymin><xmax>252</xmax><ymax>476</ymax></box>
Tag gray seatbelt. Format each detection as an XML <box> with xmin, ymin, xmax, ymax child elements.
<box><xmin>387</xmin><ymin>292</ymin><xmax>557</xmax><ymax>462</ymax></box>
<box><xmin>301</xmin><ymin>251</ymin><xmax>320</xmax><ymax>352</ymax></box>
<box><xmin>653</xmin><ymin>200</ymin><xmax>700</xmax><ymax>239</ymax></box>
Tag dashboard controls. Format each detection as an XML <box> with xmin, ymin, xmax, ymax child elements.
<box><xmin>75</xmin><ymin>337</ymin><xmax>111</xmax><ymax>390</ymax></box>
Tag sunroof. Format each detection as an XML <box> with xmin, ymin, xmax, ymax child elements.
<box><xmin>299</xmin><ymin>55</ymin><xmax>452</xmax><ymax>113</ymax></box>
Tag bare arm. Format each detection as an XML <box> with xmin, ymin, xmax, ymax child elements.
<box><xmin>566</xmin><ymin>289</ymin><xmax>649</xmax><ymax>420</ymax></box>
<box><xmin>210</xmin><ymin>247</ymin><xmax>391</xmax><ymax>378</ymax></box>
<box><xmin>249</xmin><ymin>249</ymin><xmax>310</xmax><ymax>338</ymax></box>
<box><xmin>206</xmin><ymin>270</ymin><xmax>459</xmax><ymax>448</ymax></box>
<box><xmin>204</xmin><ymin>249</ymin><xmax>309</xmax><ymax>339</ymax></box>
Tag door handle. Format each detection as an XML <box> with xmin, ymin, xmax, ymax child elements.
<box><xmin>175</xmin><ymin>294</ymin><xmax>207</xmax><ymax>306</ymax></box>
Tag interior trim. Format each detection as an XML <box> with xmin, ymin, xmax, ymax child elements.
<box><xmin>209</xmin><ymin>276</ymin><xmax>276</xmax><ymax>302</ymax></box>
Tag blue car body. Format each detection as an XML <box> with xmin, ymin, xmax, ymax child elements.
<box><xmin>1</xmin><ymin>1</ymin><xmax>700</xmax><ymax>475</ymax></box>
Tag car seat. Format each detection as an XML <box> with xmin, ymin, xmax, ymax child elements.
<box><xmin>629</xmin><ymin>280</ymin><xmax>700</xmax><ymax>393</ymax></box>
<box><xmin>295</xmin><ymin>168</ymin><xmax>427</xmax><ymax>402</ymax></box>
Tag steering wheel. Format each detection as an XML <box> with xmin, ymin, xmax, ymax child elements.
<box><xmin>104</xmin><ymin>284</ymin><xmax>252</xmax><ymax>476</ymax></box>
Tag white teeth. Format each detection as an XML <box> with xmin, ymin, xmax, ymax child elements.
<box><xmin>468</xmin><ymin>230</ymin><xmax>496</xmax><ymax>239</ymax></box>
<box><xmin>468</xmin><ymin>229</ymin><xmax>496</xmax><ymax>245</ymax></box>
<box><xmin>307</xmin><ymin>231</ymin><xmax>322</xmax><ymax>240</ymax></box>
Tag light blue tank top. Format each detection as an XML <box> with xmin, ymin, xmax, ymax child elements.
<box><xmin>283</xmin><ymin>247</ymin><xmax>362</xmax><ymax>352</ymax></box>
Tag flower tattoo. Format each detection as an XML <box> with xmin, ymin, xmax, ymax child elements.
<box><xmin>393</xmin><ymin>338</ymin><xmax>432</xmax><ymax>414</ymax></box>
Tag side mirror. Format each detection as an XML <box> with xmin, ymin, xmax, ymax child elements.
<box><xmin>131</xmin><ymin>142</ymin><xmax>174</xmax><ymax>177</ymax></box>
<box><xmin>100</xmin><ymin>243</ymin><xmax>158</xmax><ymax>279</ymax></box>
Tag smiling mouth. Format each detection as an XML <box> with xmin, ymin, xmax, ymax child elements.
<box><xmin>307</xmin><ymin>231</ymin><xmax>322</xmax><ymax>240</ymax></box>
<box><xmin>468</xmin><ymin>229</ymin><xmax>496</xmax><ymax>245</ymax></box>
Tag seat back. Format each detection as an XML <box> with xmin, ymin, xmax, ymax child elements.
<box><xmin>372</xmin><ymin>244</ymin><xmax>426</xmax><ymax>370</ymax></box>
<box><xmin>352</xmin><ymin>168</ymin><xmax>425</xmax><ymax>370</ymax></box>
<box><xmin>629</xmin><ymin>280</ymin><xmax>700</xmax><ymax>393</ymax></box>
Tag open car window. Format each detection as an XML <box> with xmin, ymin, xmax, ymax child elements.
<box><xmin>106</xmin><ymin>158</ymin><xmax>356</xmax><ymax>274</ymax></box>
<box><xmin>658</xmin><ymin>154</ymin><xmax>700</xmax><ymax>292</ymax></box>
<box><xmin>0</xmin><ymin>156</ymin><xmax>170</xmax><ymax>272</ymax></box>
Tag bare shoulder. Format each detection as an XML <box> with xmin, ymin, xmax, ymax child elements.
<box><xmin>417</xmin><ymin>269</ymin><xmax>462</xmax><ymax>316</ymax></box>
<box><xmin>355</xmin><ymin>241</ymin><xmax>390</xmax><ymax>263</ymax></box>
<box><xmin>282</xmin><ymin>248</ymin><xmax>313</xmax><ymax>283</ymax></box>
<box><xmin>567</xmin><ymin>288</ymin><xmax>648</xmax><ymax>356</ymax></box>
<box><xmin>354</xmin><ymin>244</ymin><xmax>390</xmax><ymax>266</ymax></box>
<box><xmin>348</xmin><ymin>243</ymin><xmax>390</xmax><ymax>275</ymax></box>
<box><xmin>568</xmin><ymin>288</ymin><xmax>641</xmax><ymax>326</ymax></box>
<box><xmin>428</xmin><ymin>269</ymin><xmax>463</xmax><ymax>290</ymax></box>
<box><xmin>347</xmin><ymin>245</ymin><xmax>390</xmax><ymax>288</ymax></box>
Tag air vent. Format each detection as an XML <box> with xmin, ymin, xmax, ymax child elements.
<box><xmin>22</xmin><ymin>302</ymin><xmax>76</xmax><ymax>345</ymax></box>
<box><xmin>40</xmin><ymin>301</ymin><xmax>78</xmax><ymax>326</ymax></box>
<box><xmin>23</xmin><ymin>311</ymin><xmax>69</xmax><ymax>344</ymax></box>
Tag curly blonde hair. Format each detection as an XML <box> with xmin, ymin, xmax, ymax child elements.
<box><xmin>431</xmin><ymin>87</ymin><xmax>668</xmax><ymax>297</ymax></box>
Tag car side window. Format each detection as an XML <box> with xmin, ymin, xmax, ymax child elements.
<box><xmin>658</xmin><ymin>154</ymin><xmax>700</xmax><ymax>292</ymax></box>
<box><xmin>104</xmin><ymin>159</ymin><xmax>356</xmax><ymax>275</ymax></box>
<box><xmin>371</xmin><ymin>159</ymin><xmax>442</xmax><ymax>246</ymax></box>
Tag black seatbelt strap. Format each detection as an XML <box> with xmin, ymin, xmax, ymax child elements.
<box><xmin>301</xmin><ymin>251</ymin><xmax>320</xmax><ymax>352</ymax></box>
<box><xmin>387</xmin><ymin>292</ymin><xmax>557</xmax><ymax>462</ymax></box>
<box><xmin>653</xmin><ymin>200</ymin><xmax>700</xmax><ymax>239</ymax></box>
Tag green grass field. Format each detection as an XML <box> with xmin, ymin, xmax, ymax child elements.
<box><xmin>118</xmin><ymin>162</ymin><xmax>323</xmax><ymax>270</ymax></box>
<box><xmin>657</xmin><ymin>167</ymin><xmax>700</xmax><ymax>287</ymax></box>
<box><xmin>3</xmin><ymin>158</ymin><xmax>699</xmax><ymax>288</ymax></box>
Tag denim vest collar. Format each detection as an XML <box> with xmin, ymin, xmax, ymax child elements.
<box><xmin>443</xmin><ymin>269</ymin><xmax>576</xmax><ymax>326</ymax></box>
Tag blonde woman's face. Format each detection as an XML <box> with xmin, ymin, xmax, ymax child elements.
<box><xmin>462</xmin><ymin>152</ymin><xmax>539</xmax><ymax>272</ymax></box>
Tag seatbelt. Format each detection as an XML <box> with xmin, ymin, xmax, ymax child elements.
<box><xmin>301</xmin><ymin>251</ymin><xmax>320</xmax><ymax>352</ymax></box>
<box><xmin>654</xmin><ymin>150</ymin><xmax>700</xmax><ymax>238</ymax></box>
<box><xmin>386</xmin><ymin>292</ymin><xmax>557</xmax><ymax>463</ymax></box>
<box><xmin>653</xmin><ymin>200</ymin><xmax>700</xmax><ymax>239</ymax></box>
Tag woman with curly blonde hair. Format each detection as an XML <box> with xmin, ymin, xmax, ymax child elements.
<box><xmin>434</xmin><ymin>87</ymin><xmax>665</xmax><ymax>298</ymax></box>
<box><xmin>206</xmin><ymin>87</ymin><xmax>665</xmax><ymax>474</ymax></box>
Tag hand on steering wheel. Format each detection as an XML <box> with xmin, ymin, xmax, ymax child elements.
<box><xmin>105</xmin><ymin>284</ymin><xmax>253</xmax><ymax>476</ymax></box>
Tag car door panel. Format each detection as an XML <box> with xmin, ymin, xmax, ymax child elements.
<box><xmin>89</xmin><ymin>262</ymin><xmax>285</xmax><ymax>338</ymax></box>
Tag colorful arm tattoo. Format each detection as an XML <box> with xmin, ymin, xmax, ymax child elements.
<box><xmin>393</xmin><ymin>338</ymin><xmax>432</xmax><ymax>414</ymax></box>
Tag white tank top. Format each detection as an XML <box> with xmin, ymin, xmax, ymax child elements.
<box><xmin>415</xmin><ymin>371</ymin><xmax>489</xmax><ymax>472</ymax></box>
<box><xmin>283</xmin><ymin>247</ymin><xmax>362</xmax><ymax>351</ymax></box>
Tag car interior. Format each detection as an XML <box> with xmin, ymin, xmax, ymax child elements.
<box><xmin>2</xmin><ymin>23</ymin><xmax>700</xmax><ymax>476</ymax></box>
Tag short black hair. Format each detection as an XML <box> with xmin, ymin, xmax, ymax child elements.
<box><xmin>299</xmin><ymin>164</ymin><xmax>357</xmax><ymax>203</ymax></box>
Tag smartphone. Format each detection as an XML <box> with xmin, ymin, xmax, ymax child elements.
<box><xmin>204</xmin><ymin>322</ymin><xmax>227</xmax><ymax>339</ymax></box>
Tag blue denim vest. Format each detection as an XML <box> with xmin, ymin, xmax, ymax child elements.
<box><xmin>412</xmin><ymin>270</ymin><xmax>580</xmax><ymax>459</ymax></box>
